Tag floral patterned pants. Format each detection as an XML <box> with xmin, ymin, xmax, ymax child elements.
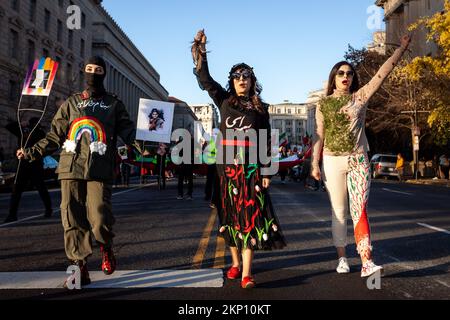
<box><xmin>323</xmin><ymin>154</ymin><xmax>372</xmax><ymax>261</ymax></box>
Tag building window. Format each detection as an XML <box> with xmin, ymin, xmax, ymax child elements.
<box><xmin>79</xmin><ymin>71</ymin><xmax>84</xmax><ymax>91</ymax></box>
<box><xmin>55</xmin><ymin>56</ymin><xmax>62</xmax><ymax>81</ymax></box>
<box><xmin>44</xmin><ymin>9</ymin><xmax>51</xmax><ymax>33</ymax></box>
<box><xmin>277</xmin><ymin>109</ymin><xmax>281</xmax><ymax>114</ymax></box>
<box><xmin>82</xmin><ymin>13</ymin><xmax>86</xmax><ymax>29</ymax></box>
<box><xmin>29</xmin><ymin>0</ymin><xmax>37</xmax><ymax>22</ymax></box>
<box><xmin>27</xmin><ymin>40</ymin><xmax>35</xmax><ymax>64</ymax></box>
<box><xmin>57</xmin><ymin>20</ymin><xmax>63</xmax><ymax>42</ymax></box>
<box><xmin>43</xmin><ymin>48</ymin><xmax>49</xmax><ymax>58</ymax></box>
<box><xmin>80</xmin><ymin>39</ymin><xmax>85</xmax><ymax>57</ymax></box>
<box><xmin>67</xmin><ymin>63</ymin><xmax>72</xmax><ymax>84</ymax></box>
<box><xmin>68</xmin><ymin>30</ymin><xmax>73</xmax><ymax>49</ymax></box>
<box><xmin>11</xmin><ymin>0</ymin><xmax>20</xmax><ymax>11</ymax></box>
<box><xmin>9</xmin><ymin>29</ymin><xmax>19</xmax><ymax>59</ymax></box>
<box><xmin>9</xmin><ymin>81</ymin><xmax>19</xmax><ymax>102</ymax></box>
<box><xmin>288</xmin><ymin>109</ymin><xmax>292</xmax><ymax>114</ymax></box>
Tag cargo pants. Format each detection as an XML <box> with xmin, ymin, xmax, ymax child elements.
<box><xmin>60</xmin><ymin>180</ymin><xmax>115</xmax><ymax>262</ymax></box>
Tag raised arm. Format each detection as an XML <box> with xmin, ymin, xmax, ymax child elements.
<box><xmin>357</xmin><ymin>35</ymin><xmax>411</xmax><ymax>103</ymax></box>
<box><xmin>192</xmin><ymin>30</ymin><xmax>229</xmax><ymax>107</ymax></box>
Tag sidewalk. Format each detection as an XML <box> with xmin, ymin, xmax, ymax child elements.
<box><xmin>404</xmin><ymin>178</ymin><xmax>450</xmax><ymax>188</ymax></box>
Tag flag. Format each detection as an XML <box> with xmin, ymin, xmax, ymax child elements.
<box><xmin>279</xmin><ymin>132</ymin><xmax>288</xmax><ymax>147</ymax></box>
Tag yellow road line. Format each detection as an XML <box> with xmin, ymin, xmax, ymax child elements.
<box><xmin>192</xmin><ymin>210</ymin><xmax>217</xmax><ymax>269</ymax></box>
<box><xmin>213</xmin><ymin>236</ymin><xmax>226</xmax><ymax>269</ymax></box>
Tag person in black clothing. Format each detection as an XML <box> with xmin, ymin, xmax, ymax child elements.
<box><xmin>3</xmin><ymin>117</ymin><xmax>52</xmax><ymax>223</ymax></box>
<box><xmin>156</xmin><ymin>143</ymin><xmax>167</xmax><ymax>190</ymax></box>
<box><xmin>192</xmin><ymin>30</ymin><xmax>286</xmax><ymax>289</ymax></box>
<box><xmin>0</xmin><ymin>146</ymin><xmax>4</xmax><ymax>173</ymax></box>
<box><xmin>176</xmin><ymin>136</ymin><xmax>194</xmax><ymax>200</ymax></box>
<box><xmin>279</xmin><ymin>146</ymin><xmax>289</xmax><ymax>184</ymax></box>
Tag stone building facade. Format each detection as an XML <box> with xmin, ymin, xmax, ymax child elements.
<box><xmin>268</xmin><ymin>103</ymin><xmax>316</xmax><ymax>146</ymax></box>
<box><xmin>376</xmin><ymin>0</ymin><xmax>445</xmax><ymax>57</ymax></box>
<box><xmin>189</xmin><ymin>103</ymin><xmax>220</xmax><ymax>137</ymax></box>
<box><xmin>0</xmin><ymin>0</ymin><xmax>168</xmax><ymax>159</ymax></box>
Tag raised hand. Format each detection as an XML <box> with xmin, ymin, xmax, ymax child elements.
<box><xmin>192</xmin><ymin>29</ymin><xmax>207</xmax><ymax>70</ymax></box>
<box><xmin>194</xmin><ymin>29</ymin><xmax>207</xmax><ymax>44</ymax></box>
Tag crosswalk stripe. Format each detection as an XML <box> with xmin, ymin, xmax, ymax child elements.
<box><xmin>0</xmin><ymin>269</ymin><xmax>224</xmax><ymax>289</ymax></box>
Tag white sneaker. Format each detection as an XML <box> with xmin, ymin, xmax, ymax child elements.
<box><xmin>336</xmin><ymin>257</ymin><xmax>350</xmax><ymax>274</ymax></box>
<box><xmin>361</xmin><ymin>261</ymin><xmax>384</xmax><ymax>278</ymax></box>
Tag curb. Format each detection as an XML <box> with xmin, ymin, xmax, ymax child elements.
<box><xmin>404</xmin><ymin>180</ymin><xmax>450</xmax><ymax>188</ymax></box>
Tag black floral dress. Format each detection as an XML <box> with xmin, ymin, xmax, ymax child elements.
<box><xmin>197</xmin><ymin>57</ymin><xmax>286</xmax><ymax>251</ymax></box>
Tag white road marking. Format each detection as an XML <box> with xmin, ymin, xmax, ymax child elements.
<box><xmin>0</xmin><ymin>269</ymin><xmax>224</xmax><ymax>289</ymax></box>
<box><xmin>0</xmin><ymin>183</ymin><xmax>155</xmax><ymax>228</ymax></box>
<box><xmin>382</xmin><ymin>188</ymin><xmax>413</xmax><ymax>196</ymax></box>
<box><xmin>435</xmin><ymin>280</ymin><xmax>450</xmax><ymax>288</ymax></box>
<box><xmin>0</xmin><ymin>188</ymin><xmax>61</xmax><ymax>201</ymax></box>
<box><xmin>417</xmin><ymin>223</ymin><xmax>450</xmax><ymax>235</ymax></box>
<box><xmin>0</xmin><ymin>214</ymin><xmax>49</xmax><ymax>228</ymax></box>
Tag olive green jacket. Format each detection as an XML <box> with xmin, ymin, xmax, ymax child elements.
<box><xmin>25</xmin><ymin>91</ymin><xmax>136</xmax><ymax>183</ymax></box>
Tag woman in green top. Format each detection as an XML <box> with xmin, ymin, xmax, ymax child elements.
<box><xmin>312</xmin><ymin>35</ymin><xmax>411</xmax><ymax>278</ymax></box>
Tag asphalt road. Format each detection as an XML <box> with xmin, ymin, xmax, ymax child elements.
<box><xmin>0</xmin><ymin>176</ymin><xmax>449</xmax><ymax>302</ymax></box>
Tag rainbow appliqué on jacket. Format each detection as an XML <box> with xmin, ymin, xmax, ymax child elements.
<box><xmin>63</xmin><ymin>117</ymin><xmax>107</xmax><ymax>155</ymax></box>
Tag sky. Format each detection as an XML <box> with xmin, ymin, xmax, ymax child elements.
<box><xmin>102</xmin><ymin>0</ymin><xmax>385</xmax><ymax>106</ymax></box>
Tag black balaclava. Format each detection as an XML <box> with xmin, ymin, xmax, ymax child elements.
<box><xmin>85</xmin><ymin>56</ymin><xmax>107</xmax><ymax>98</ymax></box>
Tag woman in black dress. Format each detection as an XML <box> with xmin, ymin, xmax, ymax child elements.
<box><xmin>192</xmin><ymin>30</ymin><xmax>286</xmax><ymax>289</ymax></box>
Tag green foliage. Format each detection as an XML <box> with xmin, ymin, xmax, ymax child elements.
<box><xmin>319</xmin><ymin>95</ymin><xmax>357</xmax><ymax>155</ymax></box>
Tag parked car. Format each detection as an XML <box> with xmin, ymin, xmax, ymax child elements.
<box><xmin>370</xmin><ymin>154</ymin><xmax>399</xmax><ymax>180</ymax></box>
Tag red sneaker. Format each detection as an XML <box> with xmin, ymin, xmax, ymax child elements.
<box><xmin>226</xmin><ymin>266</ymin><xmax>242</xmax><ymax>280</ymax></box>
<box><xmin>241</xmin><ymin>276</ymin><xmax>256</xmax><ymax>289</ymax></box>
<box><xmin>100</xmin><ymin>244</ymin><xmax>116</xmax><ymax>275</ymax></box>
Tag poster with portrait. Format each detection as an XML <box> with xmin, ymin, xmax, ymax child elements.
<box><xmin>136</xmin><ymin>99</ymin><xmax>175</xmax><ymax>143</ymax></box>
<box><xmin>117</xmin><ymin>146</ymin><xmax>128</xmax><ymax>160</ymax></box>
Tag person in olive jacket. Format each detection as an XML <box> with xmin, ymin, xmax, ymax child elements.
<box><xmin>17</xmin><ymin>56</ymin><xmax>136</xmax><ymax>287</ymax></box>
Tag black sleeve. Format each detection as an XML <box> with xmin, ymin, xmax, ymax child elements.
<box><xmin>260</xmin><ymin>106</ymin><xmax>273</xmax><ymax>179</ymax></box>
<box><xmin>115</xmin><ymin>99</ymin><xmax>136</xmax><ymax>146</ymax></box>
<box><xmin>194</xmin><ymin>54</ymin><xmax>229</xmax><ymax>108</ymax></box>
<box><xmin>24</xmin><ymin>99</ymin><xmax>71</xmax><ymax>161</ymax></box>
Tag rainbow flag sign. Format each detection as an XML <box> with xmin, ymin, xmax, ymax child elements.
<box><xmin>22</xmin><ymin>57</ymin><xmax>59</xmax><ymax>96</ymax></box>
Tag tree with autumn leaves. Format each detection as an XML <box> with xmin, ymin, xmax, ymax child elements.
<box><xmin>404</xmin><ymin>0</ymin><xmax>450</xmax><ymax>146</ymax></box>
<box><xmin>345</xmin><ymin>1</ymin><xmax>449</xmax><ymax>162</ymax></box>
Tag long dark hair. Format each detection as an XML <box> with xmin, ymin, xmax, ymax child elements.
<box><xmin>326</xmin><ymin>61</ymin><xmax>360</xmax><ymax>96</ymax></box>
<box><xmin>226</xmin><ymin>63</ymin><xmax>265</xmax><ymax>114</ymax></box>
<box><xmin>149</xmin><ymin>108</ymin><xmax>165</xmax><ymax>121</ymax></box>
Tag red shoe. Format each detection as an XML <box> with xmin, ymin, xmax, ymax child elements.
<box><xmin>226</xmin><ymin>266</ymin><xmax>242</xmax><ymax>280</ymax></box>
<box><xmin>241</xmin><ymin>276</ymin><xmax>256</xmax><ymax>289</ymax></box>
<box><xmin>100</xmin><ymin>244</ymin><xmax>116</xmax><ymax>275</ymax></box>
